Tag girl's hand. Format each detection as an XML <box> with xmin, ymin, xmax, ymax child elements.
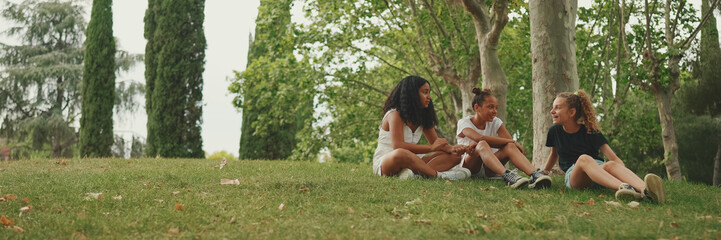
<box><xmin>448</xmin><ymin>145</ymin><xmax>466</xmax><ymax>154</ymax></box>
<box><xmin>431</xmin><ymin>138</ymin><xmax>449</xmax><ymax>152</ymax></box>
<box><xmin>466</xmin><ymin>142</ymin><xmax>478</xmax><ymax>155</ymax></box>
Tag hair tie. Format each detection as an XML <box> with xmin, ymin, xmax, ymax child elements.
<box><xmin>573</xmin><ymin>91</ymin><xmax>579</xmax><ymax>96</ymax></box>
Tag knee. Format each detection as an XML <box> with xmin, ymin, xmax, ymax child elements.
<box><xmin>476</xmin><ymin>141</ymin><xmax>490</xmax><ymax>152</ymax></box>
<box><xmin>502</xmin><ymin>142</ymin><xmax>518</xmax><ymax>151</ymax></box>
<box><xmin>390</xmin><ymin>149</ymin><xmax>413</xmax><ymax>161</ymax></box>
<box><xmin>602</xmin><ymin>160</ymin><xmax>620</xmax><ymax>171</ymax></box>
<box><xmin>576</xmin><ymin>155</ymin><xmax>595</xmax><ymax>167</ymax></box>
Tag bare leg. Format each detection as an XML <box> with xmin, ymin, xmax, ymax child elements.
<box><xmin>569</xmin><ymin>155</ymin><xmax>622</xmax><ymax>189</ymax></box>
<box><xmin>497</xmin><ymin>143</ymin><xmax>536</xmax><ymax>175</ymax></box>
<box><xmin>421</xmin><ymin>152</ymin><xmax>444</xmax><ymax>164</ymax></box>
<box><xmin>380</xmin><ymin>149</ymin><xmax>438</xmax><ymax>177</ymax></box>
<box><xmin>426</xmin><ymin>153</ymin><xmax>462</xmax><ymax>171</ymax></box>
<box><xmin>474</xmin><ymin>141</ymin><xmax>508</xmax><ymax>176</ymax></box>
<box><xmin>462</xmin><ymin>154</ymin><xmax>483</xmax><ymax>175</ymax></box>
<box><xmin>602</xmin><ymin>161</ymin><xmax>645</xmax><ymax>191</ymax></box>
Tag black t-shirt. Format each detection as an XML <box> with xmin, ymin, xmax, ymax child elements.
<box><xmin>545</xmin><ymin>124</ymin><xmax>608</xmax><ymax>172</ymax></box>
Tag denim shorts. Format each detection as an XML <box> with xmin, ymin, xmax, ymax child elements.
<box><xmin>564</xmin><ymin>159</ymin><xmax>605</xmax><ymax>188</ymax></box>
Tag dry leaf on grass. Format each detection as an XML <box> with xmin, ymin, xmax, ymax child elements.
<box><xmin>670</xmin><ymin>222</ymin><xmax>679</xmax><ymax>227</ymax></box>
<box><xmin>1</xmin><ymin>215</ymin><xmax>14</xmax><ymax>226</ymax></box>
<box><xmin>348</xmin><ymin>207</ymin><xmax>354</xmax><ymax>214</ymax></box>
<box><xmin>667</xmin><ymin>209</ymin><xmax>677</xmax><ymax>217</ymax></box>
<box><xmin>414</xmin><ymin>219</ymin><xmax>431</xmax><ymax>225</ymax></box>
<box><xmin>168</xmin><ymin>228</ymin><xmax>180</xmax><ymax>234</ymax></box>
<box><xmin>174</xmin><ymin>203</ymin><xmax>183</xmax><ymax>211</ymax></box>
<box><xmin>220</xmin><ymin>179</ymin><xmax>240</xmax><ymax>185</ymax></box>
<box><xmin>21</xmin><ymin>198</ymin><xmax>29</xmax><ymax>203</ymax></box>
<box><xmin>219</xmin><ymin>159</ymin><xmax>227</xmax><ymax>169</ymax></box>
<box><xmin>12</xmin><ymin>226</ymin><xmax>24</xmax><ymax>233</ymax></box>
<box><xmin>605</xmin><ymin>201</ymin><xmax>621</xmax><ymax>207</ymax></box>
<box><xmin>299</xmin><ymin>187</ymin><xmax>309</xmax><ymax>192</ymax></box>
<box><xmin>172</xmin><ymin>191</ymin><xmax>181</xmax><ymax>195</ymax></box>
<box><xmin>513</xmin><ymin>199</ymin><xmax>524</xmax><ymax>207</ymax></box>
<box><xmin>3</xmin><ymin>194</ymin><xmax>17</xmax><ymax>201</ymax></box>
<box><xmin>481</xmin><ymin>224</ymin><xmax>490</xmax><ymax>233</ymax></box>
<box><xmin>628</xmin><ymin>201</ymin><xmax>640</xmax><ymax>208</ymax></box>
<box><xmin>19</xmin><ymin>206</ymin><xmax>32</xmax><ymax>213</ymax></box>
<box><xmin>278</xmin><ymin>203</ymin><xmax>286</xmax><ymax>210</ymax></box>
<box><xmin>112</xmin><ymin>195</ymin><xmax>122</xmax><ymax>200</ymax></box>
<box><xmin>587</xmin><ymin>198</ymin><xmax>595</xmax><ymax>206</ymax></box>
<box><xmin>575</xmin><ymin>212</ymin><xmax>591</xmax><ymax>217</ymax></box>
<box><xmin>697</xmin><ymin>215</ymin><xmax>713</xmax><ymax>220</ymax></box>
<box><xmin>84</xmin><ymin>193</ymin><xmax>103</xmax><ymax>201</ymax></box>
<box><xmin>0</xmin><ymin>197</ymin><xmax>5</xmax><ymax>202</ymax></box>
<box><xmin>405</xmin><ymin>198</ymin><xmax>422</xmax><ymax>206</ymax></box>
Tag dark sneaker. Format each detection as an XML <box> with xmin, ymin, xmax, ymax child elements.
<box><xmin>644</xmin><ymin>174</ymin><xmax>666</xmax><ymax>203</ymax></box>
<box><xmin>615</xmin><ymin>183</ymin><xmax>643</xmax><ymax>201</ymax></box>
<box><xmin>528</xmin><ymin>169</ymin><xmax>552</xmax><ymax>189</ymax></box>
<box><xmin>502</xmin><ymin>169</ymin><xmax>529</xmax><ymax>189</ymax></box>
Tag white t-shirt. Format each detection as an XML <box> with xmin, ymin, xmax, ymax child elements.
<box><xmin>456</xmin><ymin>116</ymin><xmax>504</xmax><ymax>153</ymax></box>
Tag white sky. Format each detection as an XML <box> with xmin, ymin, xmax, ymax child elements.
<box><xmin>0</xmin><ymin>0</ymin><xmax>717</xmax><ymax>157</ymax></box>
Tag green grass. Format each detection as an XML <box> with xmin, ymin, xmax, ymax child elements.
<box><xmin>1</xmin><ymin>158</ymin><xmax>720</xmax><ymax>239</ymax></box>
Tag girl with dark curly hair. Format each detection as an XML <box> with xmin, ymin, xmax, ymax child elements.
<box><xmin>544</xmin><ymin>90</ymin><xmax>666</xmax><ymax>203</ymax></box>
<box><xmin>372</xmin><ymin>76</ymin><xmax>470</xmax><ymax>180</ymax></box>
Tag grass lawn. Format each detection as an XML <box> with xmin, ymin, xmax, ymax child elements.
<box><xmin>1</xmin><ymin>158</ymin><xmax>720</xmax><ymax>239</ymax></box>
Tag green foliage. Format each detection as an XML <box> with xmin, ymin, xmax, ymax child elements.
<box><xmin>145</xmin><ymin>0</ymin><xmax>206</xmax><ymax>158</ymax></box>
<box><xmin>230</xmin><ymin>0</ymin><xmax>315</xmax><ymax>160</ymax></box>
<box><xmin>1</xmin><ymin>159</ymin><xmax>721</xmax><ymax>238</ymax></box>
<box><xmin>674</xmin><ymin>114</ymin><xmax>721</xmax><ymax>185</ymax></box>
<box><xmin>144</xmin><ymin>0</ymin><xmax>160</xmax><ymax>156</ymax></box>
<box><xmin>80</xmin><ymin>0</ymin><xmax>116</xmax><ymax>157</ymax></box>
<box><xmin>206</xmin><ymin>150</ymin><xmax>237</xmax><ymax>161</ymax></box>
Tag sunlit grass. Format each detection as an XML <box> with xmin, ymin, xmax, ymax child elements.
<box><xmin>1</xmin><ymin>158</ymin><xmax>720</xmax><ymax>239</ymax></box>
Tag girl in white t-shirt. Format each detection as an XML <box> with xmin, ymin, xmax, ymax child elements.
<box><xmin>372</xmin><ymin>76</ymin><xmax>470</xmax><ymax>180</ymax></box>
<box><xmin>457</xmin><ymin>88</ymin><xmax>551</xmax><ymax>189</ymax></box>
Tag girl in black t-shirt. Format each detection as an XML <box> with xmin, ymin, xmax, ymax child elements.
<box><xmin>542</xmin><ymin>90</ymin><xmax>666</xmax><ymax>203</ymax></box>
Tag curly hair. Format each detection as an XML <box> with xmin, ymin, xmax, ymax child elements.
<box><xmin>471</xmin><ymin>87</ymin><xmax>494</xmax><ymax>108</ymax></box>
<box><xmin>382</xmin><ymin>76</ymin><xmax>439</xmax><ymax>129</ymax></box>
<box><xmin>557</xmin><ymin>90</ymin><xmax>600</xmax><ymax>133</ymax></box>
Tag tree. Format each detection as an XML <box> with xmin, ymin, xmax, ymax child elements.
<box><xmin>0</xmin><ymin>0</ymin><xmax>86</xmax><ymax>158</ymax></box>
<box><xmin>80</xmin><ymin>0</ymin><xmax>116</xmax><ymax>157</ymax></box>
<box><xmin>145</xmin><ymin>0</ymin><xmax>206</xmax><ymax>158</ymax></box>
<box><xmin>143</xmin><ymin>0</ymin><xmax>160</xmax><ymax>156</ymax></box>
<box><xmin>632</xmin><ymin>0</ymin><xmax>719</xmax><ymax>180</ymax></box>
<box><xmin>231</xmin><ymin>0</ymin><xmax>315</xmax><ymax>160</ymax></box>
<box><xmin>529</xmin><ymin>0</ymin><xmax>580</xmax><ymax>170</ymax></box>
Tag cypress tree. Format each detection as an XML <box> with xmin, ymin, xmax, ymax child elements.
<box><xmin>238</xmin><ymin>0</ymin><xmax>297</xmax><ymax>160</ymax></box>
<box><xmin>79</xmin><ymin>0</ymin><xmax>116</xmax><ymax>157</ymax></box>
<box><xmin>144</xmin><ymin>0</ymin><xmax>160</xmax><ymax>157</ymax></box>
<box><xmin>147</xmin><ymin>0</ymin><xmax>206</xmax><ymax>158</ymax></box>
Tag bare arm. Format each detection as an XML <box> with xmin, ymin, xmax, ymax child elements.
<box><xmin>543</xmin><ymin>147</ymin><xmax>559</xmax><ymax>172</ymax></box>
<box><xmin>459</xmin><ymin>125</ymin><xmax>515</xmax><ymax>148</ymax></box>
<box><xmin>599</xmin><ymin>144</ymin><xmax>624</xmax><ymax>165</ymax></box>
<box><xmin>386</xmin><ymin>111</ymin><xmax>444</xmax><ymax>154</ymax></box>
<box><xmin>497</xmin><ymin>124</ymin><xmax>525</xmax><ymax>155</ymax></box>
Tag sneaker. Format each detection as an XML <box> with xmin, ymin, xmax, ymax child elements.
<box><xmin>643</xmin><ymin>173</ymin><xmax>666</xmax><ymax>203</ymax></box>
<box><xmin>528</xmin><ymin>168</ymin><xmax>552</xmax><ymax>189</ymax></box>
<box><xmin>615</xmin><ymin>183</ymin><xmax>643</xmax><ymax>201</ymax></box>
<box><xmin>438</xmin><ymin>167</ymin><xmax>471</xmax><ymax>180</ymax></box>
<box><xmin>398</xmin><ymin>168</ymin><xmax>416</xmax><ymax>180</ymax></box>
<box><xmin>502</xmin><ymin>169</ymin><xmax>529</xmax><ymax>189</ymax></box>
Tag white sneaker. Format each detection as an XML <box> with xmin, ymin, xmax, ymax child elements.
<box><xmin>398</xmin><ymin>168</ymin><xmax>416</xmax><ymax>180</ymax></box>
<box><xmin>438</xmin><ymin>167</ymin><xmax>471</xmax><ymax>180</ymax></box>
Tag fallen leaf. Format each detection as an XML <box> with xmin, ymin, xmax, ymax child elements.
<box><xmin>575</xmin><ymin>212</ymin><xmax>591</xmax><ymax>217</ymax></box>
<box><xmin>348</xmin><ymin>207</ymin><xmax>355</xmax><ymax>214</ymax></box>
<box><xmin>174</xmin><ymin>203</ymin><xmax>183</xmax><ymax>211</ymax></box>
<box><xmin>445</xmin><ymin>180</ymin><xmax>452</xmax><ymax>185</ymax></box>
<box><xmin>172</xmin><ymin>191</ymin><xmax>180</xmax><ymax>195</ymax></box>
<box><xmin>278</xmin><ymin>203</ymin><xmax>285</xmax><ymax>210</ymax></box>
<box><xmin>475</xmin><ymin>211</ymin><xmax>489</xmax><ymax>219</ymax></box>
<box><xmin>422</xmin><ymin>190</ymin><xmax>427</xmax><ymax>195</ymax></box>
<box><xmin>104</xmin><ymin>168</ymin><xmax>109</xmax><ymax>172</ymax></box>
<box><xmin>299</xmin><ymin>187</ymin><xmax>309</xmax><ymax>192</ymax></box>
<box><xmin>19</xmin><ymin>206</ymin><xmax>32</xmax><ymax>213</ymax></box>
<box><xmin>220</xmin><ymin>178</ymin><xmax>240</xmax><ymax>185</ymax></box>
<box><xmin>481</xmin><ymin>224</ymin><xmax>490</xmax><ymax>233</ymax></box>
<box><xmin>670</xmin><ymin>222</ymin><xmax>679</xmax><ymax>227</ymax></box>
<box><xmin>405</xmin><ymin>198</ymin><xmax>422</xmax><ymax>206</ymax></box>
<box><xmin>513</xmin><ymin>199</ymin><xmax>524</xmax><ymax>207</ymax></box>
<box><xmin>0</xmin><ymin>197</ymin><xmax>5</xmax><ymax>202</ymax></box>
<box><xmin>154</xmin><ymin>199</ymin><xmax>164</xmax><ymax>203</ymax></box>
<box><xmin>559</xmin><ymin>189</ymin><xmax>564</xmax><ymax>194</ymax></box>
<box><xmin>168</xmin><ymin>228</ymin><xmax>180</xmax><ymax>234</ymax></box>
<box><xmin>3</xmin><ymin>194</ymin><xmax>17</xmax><ymax>200</ymax></box>
<box><xmin>144</xmin><ymin>181</ymin><xmax>151</xmax><ymax>185</ymax></box>
<box><xmin>219</xmin><ymin>158</ymin><xmax>227</xmax><ymax>169</ymax></box>
<box><xmin>297</xmin><ymin>210</ymin><xmax>303</xmax><ymax>214</ymax></box>
<box><xmin>112</xmin><ymin>195</ymin><xmax>122</xmax><ymax>200</ymax></box>
<box><xmin>12</xmin><ymin>226</ymin><xmax>24</xmax><ymax>233</ymax></box>
<box><xmin>628</xmin><ymin>201</ymin><xmax>640</xmax><ymax>208</ymax></box>
<box><xmin>666</xmin><ymin>209</ymin><xmax>677</xmax><ymax>217</ymax></box>
<box><xmin>72</xmin><ymin>232</ymin><xmax>87</xmax><ymax>240</ymax></box>
<box><xmin>459</xmin><ymin>186</ymin><xmax>464</xmax><ymax>191</ymax></box>
<box><xmin>415</xmin><ymin>219</ymin><xmax>431</xmax><ymax>225</ymax></box>
<box><xmin>605</xmin><ymin>201</ymin><xmax>621</xmax><ymax>207</ymax></box>
<box><xmin>320</xmin><ymin>196</ymin><xmax>325</xmax><ymax>201</ymax></box>
<box><xmin>587</xmin><ymin>198</ymin><xmax>595</xmax><ymax>206</ymax></box>
<box><xmin>599</xmin><ymin>194</ymin><xmax>605</xmax><ymax>198</ymax></box>
<box><xmin>465</xmin><ymin>229</ymin><xmax>479</xmax><ymax>234</ymax></box>
<box><xmin>697</xmin><ymin>215</ymin><xmax>713</xmax><ymax>220</ymax></box>
<box><xmin>21</xmin><ymin>198</ymin><xmax>29</xmax><ymax>203</ymax></box>
<box><xmin>1</xmin><ymin>215</ymin><xmax>14</xmax><ymax>226</ymax></box>
<box><xmin>84</xmin><ymin>192</ymin><xmax>103</xmax><ymax>201</ymax></box>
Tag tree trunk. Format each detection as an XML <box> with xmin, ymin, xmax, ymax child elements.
<box><xmin>713</xmin><ymin>141</ymin><xmax>720</xmax><ymax>186</ymax></box>
<box><xmin>529</xmin><ymin>0</ymin><xmax>579</xmax><ymax>171</ymax></box>
<box><xmin>479</xmin><ymin>41</ymin><xmax>509</xmax><ymax>120</ymax></box>
<box><xmin>652</xmin><ymin>89</ymin><xmax>681</xmax><ymax>180</ymax></box>
<box><xmin>459</xmin><ymin>79</ymin><xmax>477</xmax><ymax>117</ymax></box>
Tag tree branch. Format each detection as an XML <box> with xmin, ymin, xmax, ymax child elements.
<box><xmin>487</xmin><ymin>0</ymin><xmax>509</xmax><ymax>46</ymax></box>
<box><xmin>679</xmin><ymin>0</ymin><xmax>720</xmax><ymax>50</ymax></box>
<box><xmin>346</xmin><ymin>44</ymin><xmax>412</xmax><ymax>76</ymax></box>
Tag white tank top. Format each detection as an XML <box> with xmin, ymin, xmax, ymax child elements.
<box><xmin>372</xmin><ymin>109</ymin><xmax>424</xmax><ymax>174</ymax></box>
